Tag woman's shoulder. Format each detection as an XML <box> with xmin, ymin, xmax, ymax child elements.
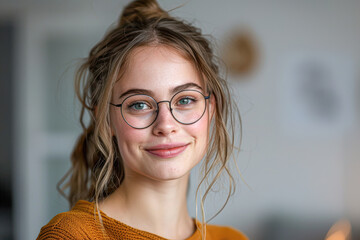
<box><xmin>206</xmin><ymin>224</ymin><xmax>248</xmax><ymax>240</ymax></box>
<box><xmin>37</xmin><ymin>200</ymin><xmax>99</xmax><ymax>240</ymax></box>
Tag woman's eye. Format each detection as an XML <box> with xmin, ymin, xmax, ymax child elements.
<box><xmin>179</xmin><ymin>98</ymin><xmax>191</xmax><ymax>105</ymax></box>
<box><xmin>177</xmin><ymin>97</ymin><xmax>196</xmax><ymax>106</ymax></box>
<box><xmin>129</xmin><ymin>102</ymin><xmax>150</xmax><ymax>110</ymax></box>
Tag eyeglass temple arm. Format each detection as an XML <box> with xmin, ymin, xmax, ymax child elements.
<box><xmin>110</xmin><ymin>103</ymin><xmax>122</xmax><ymax>107</ymax></box>
<box><xmin>205</xmin><ymin>92</ymin><xmax>211</xmax><ymax>100</ymax></box>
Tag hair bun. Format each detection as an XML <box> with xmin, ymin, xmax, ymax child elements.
<box><xmin>119</xmin><ymin>0</ymin><xmax>169</xmax><ymax>26</ymax></box>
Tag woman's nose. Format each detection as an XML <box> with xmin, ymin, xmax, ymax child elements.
<box><xmin>152</xmin><ymin>101</ymin><xmax>179</xmax><ymax>136</ymax></box>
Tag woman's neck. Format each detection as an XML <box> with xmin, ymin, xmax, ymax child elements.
<box><xmin>99</xmin><ymin>172</ymin><xmax>195</xmax><ymax>239</ymax></box>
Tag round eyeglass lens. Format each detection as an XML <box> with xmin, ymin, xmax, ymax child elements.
<box><xmin>121</xmin><ymin>94</ymin><xmax>158</xmax><ymax>129</ymax></box>
<box><xmin>171</xmin><ymin>90</ymin><xmax>207</xmax><ymax>124</ymax></box>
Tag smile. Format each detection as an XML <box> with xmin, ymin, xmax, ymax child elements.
<box><xmin>145</xmin><ymin>143</ymin><xmax>189</xmax><ymax>158</ymax></box>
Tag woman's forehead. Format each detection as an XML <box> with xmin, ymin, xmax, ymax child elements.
<box><xmin>127</xmin><ymin>45</ymin><xmax>194</xmax><ymax>71</ymax></box>
<box><xmin>114</xmin><ymin>45</ymin><xmax>205</xmax><ymax>96</ymax></box>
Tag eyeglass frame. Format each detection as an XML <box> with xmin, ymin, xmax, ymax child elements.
<box><xmin>110</xmin><ymin>89</ymin><xmax>211</xmax><ymax>129</ymax></box>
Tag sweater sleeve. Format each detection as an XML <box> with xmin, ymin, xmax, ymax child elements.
<box><xmin>37</xmin><ymin>227</ymin><xmax>77</xmax><ymax>240</ymax></box>
<box><xmin>207</xmin><ymin>225</ymin><xmax>249</xmax><ymax>240</ymax></box>
<box><xmin>36</xmin><ymin>213</ymin><xmax>90</xmax><ymax>240</ymax></box>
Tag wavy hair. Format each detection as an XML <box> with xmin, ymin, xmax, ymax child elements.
<box><xmin>58</xmin><ymin>0</ymin><xmax>241</xmax><ymax>238</ymax></box>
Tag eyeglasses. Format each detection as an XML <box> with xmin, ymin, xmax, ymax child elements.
<box><xmin>110</xmin><ymin>89</ymin><xmax>210</xmax><ymax>129</ymax></box>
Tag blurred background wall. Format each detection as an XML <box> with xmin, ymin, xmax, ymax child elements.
<box><xmin>0</xmin><ymin>0</ymin><xmax>359</xmax><ymax>239</ymax></box>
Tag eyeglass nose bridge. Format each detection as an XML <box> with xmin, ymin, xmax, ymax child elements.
<box><xmin>156</xmin><ymin>100</ymin><xmax>173</xmax><ymax>112</ymax></box>
<box><xmin>151</xmin><ymin>100</ymin><xmax>178</xmax><ymax>127</ymax></box>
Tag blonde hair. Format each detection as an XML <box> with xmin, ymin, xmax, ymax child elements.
<box><xmin>59</xmin><ymin>0</ymin><xmax>241</xmax><ymax>237</ymax></box>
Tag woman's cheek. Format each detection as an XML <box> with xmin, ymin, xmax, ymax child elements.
<box><xmin>116</xmin><ymin>126</ymin><xmax>144</xmax><ymax>152</ymax></box>
<box><xmin>188</xmin><ymin>117</ymin><xmax>210</xmax><ymax>154</ymax></box>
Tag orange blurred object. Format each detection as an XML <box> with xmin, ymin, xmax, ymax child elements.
<box><xmin>325</xmin><ymin>220</ymin><xmax>352</xmax><ymax>240</ymax></box>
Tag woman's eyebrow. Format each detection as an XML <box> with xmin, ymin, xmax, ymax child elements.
<box><xmin>118</xmin><ymin>89</ymin><xmax>154</xmax><ymax>99</ymax></box>
<box><xmin>171</xmin><ymin>83</ymin><xmax>203</xmax><ymax>93</ymax></box>
<box><xmin>119</xmin><ymin>82</ymin><xmax>203</xmax><ymax>99</ymax></box>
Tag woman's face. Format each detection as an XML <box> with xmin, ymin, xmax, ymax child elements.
<box><xmin>110</xmin><ymin>45</ymin><xmax>213</xmax><ymax>182</ymax></box>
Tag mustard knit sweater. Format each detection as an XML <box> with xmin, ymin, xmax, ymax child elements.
<box><xmin>37</xmin><ymin>200</ymin><xmax>248</xmax><ymax>240</ymax></box>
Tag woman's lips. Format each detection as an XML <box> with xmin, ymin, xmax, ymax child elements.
<box><xmin>145</xmin><ymin>143</ymin><xmax>189</xmax><ymax>158</ymax></box>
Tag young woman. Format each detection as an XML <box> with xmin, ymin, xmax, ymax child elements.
<box><xmin>37</xmin><ymin>0</ymin><xmax>247</xmax><ymax>239</ymax></box>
